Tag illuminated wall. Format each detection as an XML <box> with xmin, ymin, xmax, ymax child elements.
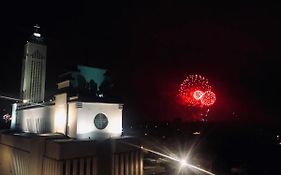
<box><xmin>74</xmin><ymin>102</ymin><xmax>123</xmax><ymax>140</ymax></box>
<box><xmin>67</xmin><ymin>102</ymin><xmax>78</xmax><ymax>137</ymax></box>
<box><xmin>16</xmin><ymin>105</ymin><xmax>53</xmax><ymax>133</ymax></box>
<box><xmin>11</xmin><ymin>94</ymin><xmax>123</xmax><ymax>140</ymax></box>
<box><xmin>54</xmin><ymin>93</ymin><xmax>67</xmax><ymax>133</ymax></box>
<box><xmin>11</xmin><ymin>103</ymin><xmax>17</xmax><ymax>129</ymax></box>
<box><xmin>13</xmin><ymin>93</ymin><xmax>67</xmax><ymax>134</ymax></box>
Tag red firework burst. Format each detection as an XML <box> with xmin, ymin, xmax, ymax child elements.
<box><xmin>178</xmin><ymin>74</ymin><xmax>216</xmax><ymax>107</ymax></box>
<box><xmin>193</xmin><ymin>90</ymin><xmax>204</xmax><ymax>100</ymax></box>
<box><xmin>201</xmin><ymin>91</ymin><xmax>216</xmax><ymax>106</ymax></box>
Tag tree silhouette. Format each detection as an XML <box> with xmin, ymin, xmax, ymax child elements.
<box><xmin>89</xmin><ymin>80</ymin><xmax>97</xmax><ymax>96</ymax></box>
<box><xmin>77</xmin><ymin>74</ymin><xmax>87</xmax><ymax>93</ymax></box>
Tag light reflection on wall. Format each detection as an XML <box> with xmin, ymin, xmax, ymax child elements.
<box><xmin>54</xmin><ymin>105</ymin><xmax>66</xmax><ymax>133</ymax></box>
<box><xmin>76</xmin><ymin>103</ymin><xmax>123</xmax><ymax>140</ymax></box>
<box><xmin>11</xmin><ymin>97</ymin><xmax>123</xmax><ymax>140</ymax></box>
<box><xmin>54</xmin><ymin>94</ymin><xmax>67</xmax><ymax>134</ymax></box>
<box><xmin>17</xmin><ymin>106</ymin><xmax>52</xmax><ymax>133</ymax></box>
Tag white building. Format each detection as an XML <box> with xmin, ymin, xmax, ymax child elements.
<box><xmin>0</xmin><ymin>25</ymin><xmax>143</xmax><ymax>175</ymax></box>
<box><xmin>11</xmin><ymin>93</ymin><xmax>123</xmax><ymax>140</ymax></box>
<box><xmin>20</xmin><ymin>25</ymin><xmax>46</xmax><ymax>103</ymax></box>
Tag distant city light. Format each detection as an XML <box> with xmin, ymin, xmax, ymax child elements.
<box><xmin>193</xmin><ymin>131</ymin><xmax>201</xmax><ymax>135</ymax></box>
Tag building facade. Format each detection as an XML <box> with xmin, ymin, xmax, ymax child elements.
<box><xmin>0</xmin><ymin>25</ymin><xmax>144</xmax><ymax>175</ymax></box>
<box><xmin>20</xmin><ymin>25</ymin><xmax>46</xmax><ymax>103</ymax></box>
<box><xmin>0</xmin><ymin>134</ymin><xmax>143</xmax><ymax>175</ymax></box>
<box><xmin>11</xmin><ymin>93</ymin><xmax>123</xmax><ymax>140</ymax></box>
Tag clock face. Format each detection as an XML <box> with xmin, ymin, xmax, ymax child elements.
<box><xmin>94</xmin><ymin>113</ymin><xmax>108</xmax><ymax>130</ymax></box>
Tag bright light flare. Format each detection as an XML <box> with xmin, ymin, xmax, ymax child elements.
<box><xmin>142</xmin><ymin>146</ymin><xmax>215</xmax><ymax>175</ymax></box>
<box><xmin>180</xmin><ymin>159</ymin><xmax>188</xmax><ymax>167</ymax></box>
<box><xmin>122</xmin><ymin>141</ymin><xmax>215</xmax><ymax>175</ymax></box>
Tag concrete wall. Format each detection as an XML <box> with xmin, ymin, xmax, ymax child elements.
<box><xmin>53</xmin><ymin>93</ymin><xmax>67</xmax><ymax>134</ymax></box>
<box><xmin>0</xmin><ymin>134</ymin><xmax>142</xmax><ymax>175</ymax></box>
<box><xmin>76</xmin><ymin>102</ymin><xmax>123</xmax><ymax>140</ymax></box>
<box><xmin>42</xmin><ymin>156</ymin><xmax>98</xmax><ymax>175</ymax></box>
<box><xmin>111</xmin><ymin>151</ymin><xmax>143</xmax><ymax>175</ymax></box>
<box><xmin>0</xmin><ymin>134</ymin><xmax>99</xmax><ymax>175</ymax></box>
<box><xmin>67</xmin><ymin>102</ymin><xmax>78</xmax><ymax>138</ymax></box>
<box><xmin>0</xmin><ymin>134</ymin><xmax>31</xmax><ymax>175</ymax></box>
<box><xmin>11</xmin><ymin>94</ymin><xmax>123</xmax><ymax>140</ymax></box>
<box><xmin>11</xmin><ymin>93</ymin><xmax>67</xmax><ymax>135</ymax></box>
<box><xmin>16</xmin><ymin>105</ymin><xmax>53</xmax><ymax>133</ymax></box>
<box><xmin>0</xmin><ymin>133</ymin><xmax>64</xmax><ymax>175</ymax></box>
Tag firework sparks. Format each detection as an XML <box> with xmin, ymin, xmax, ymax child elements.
<box><xmin>201</xmin><ymin>91</ymin><xmax>216</xmax><ymax>106</ymax></box>
<box><xmin>178</xmin><ymin>74</ymin><xmax>216</xmax><ymax>107</ymax></box>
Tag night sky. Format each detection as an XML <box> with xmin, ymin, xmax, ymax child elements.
<box><xmin>1</xmin><ymin>1</ymin><xmax>281</xmax><ymax>124</ymax></box>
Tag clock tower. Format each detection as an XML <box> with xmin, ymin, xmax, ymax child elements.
<box><xmin>20</xmin><ymin>25</ymin><xmax>46</xmax><ymax>103</ymax></box>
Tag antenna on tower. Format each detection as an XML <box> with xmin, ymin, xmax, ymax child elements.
<box><xmin>34</xmin><ymin>24</ymin><xmax>40</xmax><ymax>28</ymax></box>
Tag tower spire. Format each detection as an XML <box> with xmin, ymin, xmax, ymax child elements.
<box><xmin>29</xmin><ymin>24</ymin><xmax>44</xmax><ymax>44</ymax></box>
<box><xmin>33</xmin><ymin>24</ymin><xmax>41</xmax><ymax>37</ymax></box>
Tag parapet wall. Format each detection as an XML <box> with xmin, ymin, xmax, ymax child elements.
<box><xmin>0</xmin><ymin>133</ymin><xmax>143</xmax><ymax>175</ymax></box>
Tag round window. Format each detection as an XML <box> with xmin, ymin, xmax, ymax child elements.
<box><xmin>94</xmin><ymin>113</ymin><xmax>108</xmax><ymax>129</ymax></box>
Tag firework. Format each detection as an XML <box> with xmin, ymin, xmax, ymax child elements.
<box><xmin>193</xmin><ymin>90</ymin><xmax>204</xmax><ymax>100</ymax></box>
<box><xmin>178</xmin><ymin>74</ymin><xmax>216</xmax><ymax>107</ymax></box>
<box><xmin>201</xmin><ymin>91</ymin><xmax>216</xmax><ymax>106</ymax></box>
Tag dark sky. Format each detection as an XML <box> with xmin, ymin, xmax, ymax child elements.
<box><xmin>1</xmin><ymin>1</ymin><xmax>281</xmax><ymax>124</ymax></box>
